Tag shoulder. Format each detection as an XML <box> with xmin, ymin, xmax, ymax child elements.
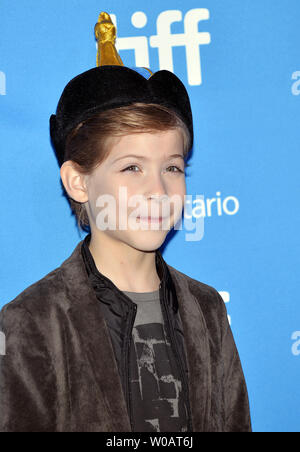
<box><xmin>167</xmin><ymin>263</ymin><xmax>227</xmax><ymax>318</ymax></box>
<box><xmin>167</xmin><ymin>263</ymin><xmax>223</xmax><ymax>301</ymax></box>
<box><xmin>0</xmin><ymin>265</ymin><xmax>65</xmax><ymax>328</ymax></box>
<box><xmin>167</xmin><ymin>264</ymin><xmax>231</xmax><ymax>348</ymax></box>
<box><xmin>1</xmin><ymin>240</ymin><xmax>84</xmax><ymax>322</ymax></box>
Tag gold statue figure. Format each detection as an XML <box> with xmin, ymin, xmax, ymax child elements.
<box><xmin>94</xmin><ymin>11</ymin><xmax>153</xmax><ymax>76</ymax></box>
<box><xmin>94</xmin><ymin>12</ymin><xmax>124</xmax><ymax>67</ymax></box>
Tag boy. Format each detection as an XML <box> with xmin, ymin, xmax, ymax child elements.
<box><xmin>0</xmin><ymin>12</ymin><xmax>251</xmax><ymax>432</ymax></box>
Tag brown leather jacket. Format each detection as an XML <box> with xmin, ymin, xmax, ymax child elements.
<box><xmin>0</xmin><ymin>239</ymin><xmax>252</xmax><ymax>432</ymax></box>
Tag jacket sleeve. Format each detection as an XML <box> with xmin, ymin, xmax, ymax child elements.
<box><xmin>216</xmin><ymin>291</ymin><xmax>252</xmax><ymax>432</ymax></box>
<box><xmin>0</xmin><ymin>302</ymin><xmax>57</xmax><ymax>432</ymax></box>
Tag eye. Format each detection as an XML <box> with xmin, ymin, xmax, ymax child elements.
<box><xmin>122</xmin><ymin>165</ymin><xmax>140</xmax><ymax>172</ymax></box>
<box><xmin>121</xmin><ymin>165</ymin><xmax>185</xmax><ymax>173</ymax></box>
<box><xmin>167</xmin><ymin>165</ymin><xmax>184</xmax><ymax>173</ymax></box>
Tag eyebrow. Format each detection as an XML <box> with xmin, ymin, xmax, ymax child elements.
<box><xmin>112</xmin><ymin>153</ymin><xmax>184</xmax><ymax>163</ymax></box>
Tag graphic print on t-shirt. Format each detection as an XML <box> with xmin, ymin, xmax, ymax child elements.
<box><xmin>124</xmin><ymin>289</ymin><xmax>189</xmax><ymax>432</ymax></box>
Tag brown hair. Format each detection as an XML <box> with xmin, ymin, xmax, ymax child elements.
<box><xmin>63</xmin><ymin>102</ymin><xmax>192</xmax><ymax>231</ymax></box>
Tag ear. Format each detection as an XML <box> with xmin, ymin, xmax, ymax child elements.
<box><xmin>60</xmin><ymin>160</ymin><xmax>89</xmax><ymax>203</ymax></box>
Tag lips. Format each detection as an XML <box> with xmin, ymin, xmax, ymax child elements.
<box><xmin>137</xmin><ymin>216</ymin><xmax>164</xmax><ymax>222</ymax></box>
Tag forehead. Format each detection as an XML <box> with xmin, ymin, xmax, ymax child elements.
<box><xmin>107</xmin><ymin>129</ymin><xmax>184</xmax><ymax>161</ymax></box>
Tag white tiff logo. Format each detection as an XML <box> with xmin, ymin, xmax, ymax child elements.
<box><xmin>291</xmin><ymin>331</ymin><xmax>300</xmax><ymax>356</ymax></box>
<box><xmin>103</xmin><ymin>9</ymin><xmax>211</xmax><ymax>86</ymax></box>
<box><xmin>0</xmin><ymin>331</ymin><xmax>5</xmax><ymax>356</ymax></box>
<box><xmin>0</xmin><ymin>71</ymin><xmax>6</xmax><ymax>96</ymax></box>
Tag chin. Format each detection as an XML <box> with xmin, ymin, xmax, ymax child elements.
<box><xmin>126</xmin><ymin>230</ymin><xmax>168</xmax><ymax>253</ymax></box>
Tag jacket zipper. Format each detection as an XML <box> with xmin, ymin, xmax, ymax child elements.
<box><xmin>124</xmin><ymin>302</ymin><xmax>137</xmax><ymax>431</ymax></box>
<box><xmin>159</xmin><ymin>283</ymin><xmax>194</xmax><ymax>432</ymax></box>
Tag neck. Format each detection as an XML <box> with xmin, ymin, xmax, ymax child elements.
<box><xmin>88</xmin><ymin>231</ymin><xmax>161</xmax><ymax>293</ymax></box>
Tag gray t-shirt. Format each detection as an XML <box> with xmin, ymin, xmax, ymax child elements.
<box><xmin>122</xmin><ymin>288</ymin><xmax>189</xmax><ymax>432</ymax></box>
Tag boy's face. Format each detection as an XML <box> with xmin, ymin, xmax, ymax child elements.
<box><xmin>84</xmin><ymin>128</ymin><xmax>186</xmax><ymax>252</ymax></box>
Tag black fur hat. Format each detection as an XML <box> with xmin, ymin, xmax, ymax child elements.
<box><xmin>50</xmin><ymin>13</ymin><xmax>194</xmax><ymax>167</ymax></box>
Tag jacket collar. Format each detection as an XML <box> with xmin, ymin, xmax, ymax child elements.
<box><xmin>81</xmin><ymin>233</ymin><xmax>179</xmax><ymax>313</ymax></box>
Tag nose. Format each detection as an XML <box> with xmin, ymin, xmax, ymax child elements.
<box><xmin>144</xmin><ymin>171</ymin><xmax>168</xmax><ymax>200</ymax></box>
<box><xmin>144</xmin><ymin>173</ymin><xmax>170</xmax><ymax>218</ymax></box>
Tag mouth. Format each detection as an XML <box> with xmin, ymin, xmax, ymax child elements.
<box><xmin>137</xmin><ymin>216</ymin><xmax>166</xmax><ymax>223</ymax></box>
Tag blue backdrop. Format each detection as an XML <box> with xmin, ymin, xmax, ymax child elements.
<box><xmin>1</xmin><ymin>0</ymin><xmax>299</xmax><ymax>432</ymax></box>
